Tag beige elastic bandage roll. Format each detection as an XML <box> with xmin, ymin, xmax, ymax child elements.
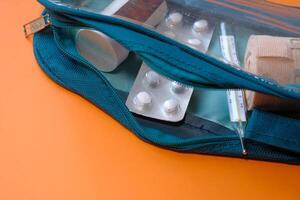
<box><xmin>244</xmin><ymin>35</ymin><xmax>300</xmax><ymax>110</ymax></box>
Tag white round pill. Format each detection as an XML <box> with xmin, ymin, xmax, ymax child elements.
<box><xmin>133</xmin><ymin>92</ymin><xmax>152</xmax><ymax>110</ymax></box>
<box><xmin>171</xmin><ymin>82</ymin><xmax>186</xmax><ymax>93</ymax></box>
<box><xmin>166</xmin><ymin>12</ymin><xmax>183</xmax><ymax>27</ymax></box>
<box><xmin>193</xmin><ymin>20</ymin><xmax>209</xmax><ymax>33</ymax></box>
<box><xmin>163</xmin><ymin>99</ymin><xmax>180</xmax><ymax>114</ymax></box>
<box><xmin>145</xmin><ymin>71</ymin><xmax>160</xmax><ymax>88</ymax></box>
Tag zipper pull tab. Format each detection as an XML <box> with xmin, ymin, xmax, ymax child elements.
<box><xmin>23</xmin><ymin>14</ymin><xmax>51</xmax><ymax>38</ymax></box>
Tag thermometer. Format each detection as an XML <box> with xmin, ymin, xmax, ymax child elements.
<box><xmin>220</xmin><ymin>22</ymin><xmax>248</xmax><ymax>155</ymax></box>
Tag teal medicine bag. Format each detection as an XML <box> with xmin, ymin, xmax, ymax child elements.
<box><xmin>29</xmin><ymin>0</ymin><xmax>300</xmax><ymax>164</ymax></box>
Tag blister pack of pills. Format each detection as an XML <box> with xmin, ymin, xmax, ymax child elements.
<box><xmin>155</xmin><ymin>4</ymin><xmax>216</xmax><ymax>53</ymax></box>
<box><xmin>126</xmin><ymin>63</ymin><xmax>193</xmax><ymax>122</ymax></box>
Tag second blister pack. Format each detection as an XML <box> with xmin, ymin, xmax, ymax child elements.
<box><xmin>155</xmin><ymin>3</ymin><xmax>216</xmax><ymax>53</ymax></box>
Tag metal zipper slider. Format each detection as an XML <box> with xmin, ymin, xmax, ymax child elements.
<box><xmin>23</xmin><ymin>14</ymin><xmax>51</xmax><ymax>38</ymax></box>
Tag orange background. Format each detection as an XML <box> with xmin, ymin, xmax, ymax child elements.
<box><xmin>269</xmin><ymin>0</ymin><xmax>300</xmax><ymax>6</ymax></box>
<box><xmin>0</xmin><ymin>1</ymin><xmax>300</xmax><ymax>200</ymax></box>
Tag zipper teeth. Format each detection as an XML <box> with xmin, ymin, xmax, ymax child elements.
<box><xmin>50</xmin><ymin>26</ymin><xmax>239</xmax><ymax>147</ymax></box>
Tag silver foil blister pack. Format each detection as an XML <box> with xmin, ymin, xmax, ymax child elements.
<box><xmin>126</xmin><ymin>63</ymin><xmax>193</xmax><ymax>122</ymax></box>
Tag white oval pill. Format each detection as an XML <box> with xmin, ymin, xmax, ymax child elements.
<box><xmin>171</xmin><ymin>82</ymin><xmax>186</xmax><ymax>94</ymax></box>
<box><xmin>133</xmin><ymin>91</ymin><xmax>152</xmax><ymax>110</ymax></box>
<box><xmin>193</xmin><ymin>20</ymin><xmax>209</xmax><ymax>33</ymax></box>
<box><xmin>163</xmin><ymin>99</ymin><xmax>179</xmax><ymax>114</ymax></box>
<box><xmin>166</xmin><ymin>12</ymin><xmax>183</xmax><ymax>27</ymax></box>
<box><xmin>187</xmin><ymin>38</ymin><xmax>202</xmax><ymax>47</ymax></box>
<box><xmin>164</xmin><ymin>31</ymin><xmax>176</xmax><ymax>39</ymax></box>
<box><xmin>145</xmin><ymin>71</ymin><xmax>160</xmax><ymax>88</ymax></box>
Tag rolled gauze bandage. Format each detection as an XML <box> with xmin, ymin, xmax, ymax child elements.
<box><xmin>244</xmin><ymin>35</ymin><xmax>300</xmax><ymax>110</ymax></box>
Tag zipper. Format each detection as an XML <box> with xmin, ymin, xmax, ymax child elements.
<box><xmin>23</xmin><ymin>14</ymin><xmax>51</xmax><ymax>37</ymax></box>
